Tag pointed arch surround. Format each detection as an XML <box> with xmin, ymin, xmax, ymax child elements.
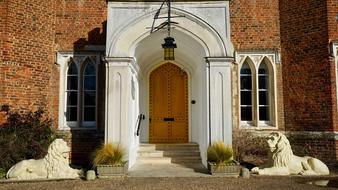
<box><xmin>240</xmin><ymin>60</ymin><xmax>253</xmax><ymax>123</ymax></box>
<box><xmin>56</xmin><ymin>52</ymin><xmax>101</xmax><ymax>130</ymax></box>
<box><xmin>105</xmin><ymin>1</ymin><xmax>235</xmax><ymax>167</ymax></box>
<box><xmin>106</xmin><ymin>2</ymin><xmax>234</xmax><ymax>59</ymax></box>
<box><xmin>238</xmin><ymin>54</ymin><xmax>278</xmax><ymax>128</ymax></box>
<box><xmin>66</xmin><ymin>61</ymin><xmax>78</xmax><ymax>122</ymax></box>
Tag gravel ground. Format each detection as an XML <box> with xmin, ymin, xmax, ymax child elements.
<box><xmin>1</xmin><ymin>176</ymin><xmax>338</xmax><ymax>190</ymax></box>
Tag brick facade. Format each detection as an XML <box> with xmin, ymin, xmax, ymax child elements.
<box><xmin>0</xmin><ymin>0</ymin><xmax>337</xmax><ymax>165</ymax></box>
<box><xmin>54</xmin><ymin>0</ymin><xmax>107</xmax><ymax>51</ymax></box>
<box><xmin>0</xmin><ymin>0</ymin><xmax>59</xmax><ymax>126</ymax></box>
<box><xmin>230</xmin><ymin>0</ymin><xmax>280</xmax><ymax>50</ymax></box>
<box><xmin>280</xmin><ymin>0</ymin><xmax>338</xmax><ymax>163</ymax></box>
<box><xmin>280</xmin><ymin>0</ymin><xmax>333</xmax><ymax>131</ymax></box>
<box><xmin>327</xmin><ymin>0</ymin><xmax>338</xmax><ymax>132</ymax></box>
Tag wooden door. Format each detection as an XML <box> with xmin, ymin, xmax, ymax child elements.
<box><xmin>149</xmin><ymin>63</ymin><xmax>188</xmax><ymax>143</ymax></box>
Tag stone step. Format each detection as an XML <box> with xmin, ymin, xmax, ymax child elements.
<box><xmin>137</xmin><ymin>156</ymin><xmax>202</xmax><ymax>164</ymax></box>
<box><xmin>139</xmin><ymin>143</ymin><xmax>200</xmax><ymax>151</ymax></box>
<box><xmin>138</xmin><ymin>151</ymin><xmax>200</xmax><ymax>157</ymax></box>
<box><xmin>137</xmin><ymin>143</ymin><xmax>202</xmax><ymax>165</ymax></box>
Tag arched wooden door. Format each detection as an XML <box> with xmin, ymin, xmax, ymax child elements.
<box><xmin>149</xmin><ymin>62</ymin><xmax>188</xmax><ymax>143</ymax></box>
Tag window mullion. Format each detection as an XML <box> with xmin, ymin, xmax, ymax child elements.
<box><xmin>79</xmin><ymin>65</ymin><xmax>83</xmax><ymax>128</ymax></box>
<box><xmin>255</xmin><ymin>68</ymin><xmax>259</xmax><ymax>128</ymax></box>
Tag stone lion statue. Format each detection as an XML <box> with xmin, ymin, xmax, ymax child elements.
<box><xmin>251</xmin><ymin>132</ymin><xmax>329</xmax><ymax>175</ymax></box>
<box><xmin>6</xmin><ymin>139</ymin><xmax>82</xmax><ymax>180</ymax></box>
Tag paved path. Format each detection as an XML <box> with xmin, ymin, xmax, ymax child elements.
<box><xmin>128</xmin><ymin>163</ymin><xmax>210</xmax><ymax>177</ymax></box>
<box><xmin>2</xmin><ymin>163</ymin><xmax>338</xmax><ymax>189</ymax></box>
<box><xmin>1</xmin><ymin>176</ymin><xmax>337</xmax><ymax>190</ymax></box>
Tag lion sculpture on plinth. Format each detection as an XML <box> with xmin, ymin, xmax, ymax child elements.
<box><xmin>6</xmin><ymin>139</ymin><xmax>82</xmax><ymax>180</ymax></box>
<box><xmin>251</xmin><ymin>132</ymin><xmax>329</xmax><ymax>175</ymax></box>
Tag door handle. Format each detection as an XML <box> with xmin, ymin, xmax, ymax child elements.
<box><xmin>163</xmin><ymin>117</ymin><xmax>175</xmax><ymax>122</ymax></box>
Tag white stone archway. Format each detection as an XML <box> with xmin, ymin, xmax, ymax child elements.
<box><xmin>105</xmin><ymin>1</ymin><xmax>234</xmax><ymax>167</ymax></box>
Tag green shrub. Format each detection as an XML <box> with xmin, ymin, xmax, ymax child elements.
<box><xmin>207</xmin><ymin>141</ymin><xmax>234</xmax><ymax>165</ymax></box>
<box><xmin>0</xmin><ymin>168</ymin><xmax>6</xmax><ymax>179</ymax></box>
<box><xmin>0</xmin><ymin>105</ymin><xmax>56</xmax><ymax>171</ymax></box>
<box><xmin>93</xmin><ymin>143</ymin><xmax>126</xmax><ymax>167</ymax></box>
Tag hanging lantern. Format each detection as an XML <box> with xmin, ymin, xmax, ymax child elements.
<box><xmin>162</xmin><ymin>36</ymin><xmax>177</xmax><ymax>60</ymax></box>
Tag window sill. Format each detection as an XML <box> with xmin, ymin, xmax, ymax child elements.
<box><xmin>240</xmin><ymin>124</ymin><xmax>277</xmax><ymax>130</ymax></box>
<box><xmin>59</xmin><ymin>126</ymin><xmax>97</xmax><ymax>131</ymax></box>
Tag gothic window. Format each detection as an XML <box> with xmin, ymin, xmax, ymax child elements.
<box><xmin>83</xmin><ymin>61</ymin><xmax>96</xmax><ymax>123</ymax></box>
<box><xmin>239</xmin><ymin>56</ymin><xmax>276</xmax><ymax>128</ymax></box>
<box><xmin>258</xmin><ymin>62</ymin><xmax>270</xmax><ymax>122</ymax></box>
<box><xmin>63</xmin><ymin>57</ymin><xmax>97</xmax><ymax>128</ymax></box>
<box><xmin>240</xmin><ymin>62</ymin><xmax>253</xmax><ymax>122</ymax></box>
<box><xmin>66</xmin><ymin>61</ymin><xmax>78</xmax><ymax>122</ymax></box>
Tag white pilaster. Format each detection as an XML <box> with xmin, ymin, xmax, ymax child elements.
<box><xmin>206</xmin><ymin>57</ymin><xmax>234</xmax><ymax>146</ymax></box>
<box><xmin>105</xmin><ymin>57</ymin><xmax>139</xmax><ymax>167</ymax></box>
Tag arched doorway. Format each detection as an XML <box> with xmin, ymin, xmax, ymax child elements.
<box><xmin>149</xmin><ymin>62</ymin><xmax>188</xmax><ymax>143</ymax></box>
<box><xmin>105</xmin><ymin>1</ymin><xmax>234</xmax><ymax>167</ymax></box>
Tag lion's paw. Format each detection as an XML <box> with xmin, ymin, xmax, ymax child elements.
<box><xmin>251</xmin><ymin>167</ymin><xmax>260</xmax><ymax>174</ymax></box>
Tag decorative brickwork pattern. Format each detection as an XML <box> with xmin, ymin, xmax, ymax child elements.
<box><xmin>327</xmin><ymin>0</ymin><xmax>338</xmax><ymax>40</ymax></box>
<box><xmin>54</xmin><ymin>0</ymin><xmax>107</xmax><ymax>51</ymax></box>
<box><xmin>230</xmin><ymin>0</ymin><xmax>281</xmax><ymax>50</ymax></box>
<box><xmin>280</xmin><ymin>0</ymin><xmax>334</xmax><ymax>131</ymax></box>
<box><xmin>0</xmin><ymin>1</ymin><xmax>59</xmax><ymax>127</ymax></box>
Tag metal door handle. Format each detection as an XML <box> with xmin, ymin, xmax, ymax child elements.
<box><xmin>163</xmin><ymin>117</ymin><xmax>174</xmax><ymax>122</ymax></box>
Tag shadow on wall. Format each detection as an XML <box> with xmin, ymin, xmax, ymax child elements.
<box><xmin>73</xmin><ymin>21</ymin><xmax>107</xmax><ymax>51</ymax></box>
<box><xmin>64</xmin><ymin>21</ymin><xmax>107</xmax><ymax>168</ymax></box>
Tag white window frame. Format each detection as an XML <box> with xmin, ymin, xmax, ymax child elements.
<box><xmin>236</xmin><ymin>51</ymin><xmax>280</xmax><ymax>129</ymax></box>
<box><xmin>65</xmin><ymin>60</ymin><xmax>79</xmax><ymax>127</ymax></box>
<box><xmin>56</xmin><ymin>52</ymin><xmax>100</xmax><ymax>130</ymax></box>
<box><xmin>257</xmin><ymin>60</ymin><xmax>273</xmax><ymax>126</ymax></box>
<box><xmin>239</xmin><ymin>61</ymin><xmax>255</xmax><ymax>126</ymax></box>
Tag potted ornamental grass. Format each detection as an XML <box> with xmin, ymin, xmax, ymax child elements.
<box><xmin>93</xmin><ymin>143</ymin><xmax>128</xmax><ymax>178</ymax></box>
<box><xmin>207</xmin><ymin>141</ymin><xmax>240</xmax><ymax>176</ymax></box>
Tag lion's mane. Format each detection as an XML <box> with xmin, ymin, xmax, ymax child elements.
<box><xmin>45</xmin><ymin>139</ymin><xmax>70</xmax><ymax>178</ymax></box>
<box><xmin>271</xmin><ymin>133</ymin><xmax>293</xmax><ymax>168</ymax></box>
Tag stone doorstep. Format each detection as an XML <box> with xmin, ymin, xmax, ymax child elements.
<box><xmin>139</xmin><ymin>143</ymin><xmax>199</xmax><ymax>148</ymax></box>
<box><xmin>138</xmin><ymin>146</ymin><xmax>200</xmax><ymax>151</ymax></box>
<box><xmin>137</xmin><ymin>157</ymin><xmax>202</xmax><ymax>164</ymax></box>
<box><xmin>138</xmin><ymin>151</ymin><xmax>201</xmax><ymax>157</ymax></box>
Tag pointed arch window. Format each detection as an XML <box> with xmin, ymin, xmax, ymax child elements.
<box><xmin>258</xmin><ymin>62</ymin><xmax>270</xmax><ymax>122</ymax></box>
<box><xmin>239</xmin><ymin>56</ymin><xmax>276</xmax><ymax>128</ymax></box>
<box><xmin>63</xmin><ymin>57</ymin><xmax>98</xmax><ymax>128</ymax></box>
<box><xmin>240</xmin><ymin>62</ymin><xmax>253</xmax><ymax>122</ymax></box>
<box><xmin>66</xmin><ymin>62</ymin><xmax>78</xmax><ymax>122</ymax></box>
<box><xmin>83</xmin><ymin>62</ymin><xmax>96</xmax><ymax>123</ymax></box>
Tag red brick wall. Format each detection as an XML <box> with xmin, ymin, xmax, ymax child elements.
<box><xmin>327</xmin><ymin>0</ymin><xmax>338</xmax><ymax>132</ymax></box>
<box><xmin>289</xmin><ymin>138</ymin><xmax>337</xmax><ymax>165</ymax></box>
<box><xmin>0</xmin><ymin>0</ymin><xmax>107</xmax><ymax>166</ymax></box>
<box><xmin>54</xmin><ymin>0</ymin><xmax>107</xmax><ymax>51</ymax></box>
<box><xmin>230</xmin><ymin>0</ymin><xmax>280</xmax><ymax>50</ymax></box>
<box><xmin>327</xmin><ymin>0</ymin><xmax>338</xmax><ymax>40</ymax></box>
<box><xmin>0</xmin><ymin>0</ymin><xmax>59</xmax><ymax>127</ymax></box>
<box><xmin>59</xmin><ymin>130</ymin><xmax>103</xmax><ymax>166</ymax></box>
<box><xmin>280</xmin><ymin>0</ymin><xmax>334</xmax><ymax>131</ymax></box>
<box><xmin>0</xmin><ymin>0</ymin><xmax>8</xmax><ymax>106</ymax></box>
